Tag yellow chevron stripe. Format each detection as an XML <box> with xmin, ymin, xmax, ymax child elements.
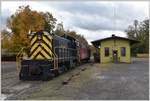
<box><xmin>30</xmin><ymin>31</ymin><xmax>53</xmax><ymax>59</ymax></box>
<box><xmin>40</xmin><ymin>43</ymin><xmax>52</xmax><ymax>56</ymax></box>
<box><xmin>42</xmin><ymin>36</ymin><xmax>52</xmax><ymax>48</ymax></box>
<box><xmin>31</xmin><ymin>49</ymin><xmax>52</xmax><ymax>59</ymax></box>
<box><xmin>43</xmin><ymin>31</ymin><xmax>50</xmax><ymax>36</ymax></box>
<box><xmin>47</xmin><ymin>35</ymin><xmax>52</xmax><ymax>41</ymax></box>
<box><xmin>43</xmin><ymin>31</ymin><xmax>52</xmax><ymax>40</ymax></box>
<box><xmin>31</xmin><ymin>43</ymin><xmax>39</xmax><ymax>52</ymax></box>
<box><xmin>30</xmin><ymin>35</ymin><xmax>37</xmax><ymax>45</ymax></box>
<box><xmin>30</xmin><ymin>47</ymin><xmax>42</xmax><ymax>59</ymax></box>
<box><xmin>41</xmin><ymin>49</ymin><xmax>51</xmax><ymax>59</ymax></box>
<box><xmin>36</xmin><ymin>54</ymin><xmax>44</xmax><ymax>59</ymax></box>
<box><xmin>30</xmin><ymin>43</ymin><xmax>53</xmax><ymax>59</ymax></box>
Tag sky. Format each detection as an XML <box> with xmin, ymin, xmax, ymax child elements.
<box><xmin>1</xmin><ymin>1</ymin><xmax>149</xmax><ymax>44</ymax></box>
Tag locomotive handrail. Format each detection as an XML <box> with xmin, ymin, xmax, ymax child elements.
<box><xmin>52</xmin><ymin>47</ymin><xmax>59</xmax><ymax>70</ymax></box>
<box><xmin>16</xmin><ymin>47</ymin><xmax>26</xmax><ymax>73</ymax></box>
<box><xmin>54</xmin><ymin>47</ymin><xmax>77</xmax><ymax>51</ymax></box>
<box><xmin>52</xmin><ymin>47</ymin><xmax>78</xmax><ymax>70</ymax></box>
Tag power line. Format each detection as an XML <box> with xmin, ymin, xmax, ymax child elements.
<box><xmin>113</xmin><ymin>5</ymin><xmax>116</xmax><ymax>32</ymax></box>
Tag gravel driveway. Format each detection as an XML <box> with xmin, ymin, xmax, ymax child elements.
<box><xmin>2</xmin><ymin>58</ymin><xmax>149</xmax><ymax>100</ymax></box>
<box><xmin>26</xmin><ymin>58</ymin><xmax>149</xmax><ymax>100</ymax></box>
<box><xmin>1</xmin><ymin>62</ymin><xmax>17</xmax><ymax>74</ymax></box>
<box><xmin>1</xmin><ymin>62</ymin><xmax>44</xmax><ymax>100</ymax></box>
<box><xmin>74</xmin><ymin>58</ymin><xmax>149</xmax><ymax>100</ymax></box>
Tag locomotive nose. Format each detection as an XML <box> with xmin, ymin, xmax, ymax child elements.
<box><xmin>30</xmin><ymin>31</ymin><xmax>53</xmax><ymax>60</ymax></box>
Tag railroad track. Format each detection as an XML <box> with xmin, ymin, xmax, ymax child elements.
<box><xmin>1</xmin><ymin>61</ymin><xmax>93</xmax><ymax>100</ymax></box>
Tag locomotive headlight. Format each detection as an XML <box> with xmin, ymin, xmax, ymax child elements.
<box><xmin>37</xmin><ymin>35</ymin><xmax>42</xmax><ymax>40</ymax></box>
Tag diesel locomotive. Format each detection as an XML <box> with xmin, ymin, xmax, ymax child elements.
<box><xmin>17</xmin><ymin>30</ymin><xmax>90</xmax><ymax>80</ymax></box>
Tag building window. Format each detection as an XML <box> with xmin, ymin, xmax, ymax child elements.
<box><xmin>121</xmin><ymin>47</ymin><xmax>126</xmax><ymax>56</ymax></box>
<box><xmin>105</xmin><ymin>47</ymin><xmax>109</xmax><ymax>57</ymax></box>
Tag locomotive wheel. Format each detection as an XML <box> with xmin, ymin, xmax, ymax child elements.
<box><xmin>66</xmin><ymin>66</ymin><xmax>70</xmax><ymax>71</ymax></box>
<box><xmin>72</xmin><ymin>62</ymin><xmax>76</xmax><ymax>68</ymax></box>
<box><xmin>19</xmin><ymin>73</ymin><xmax>25</xmax><ymax>81</ymax></box>
<box><xmin>66</xmin><ymin>62</ymin><xmax>71</xmax><ymax>70</ymax></box>
<box><xmin>53</xmin><ymin>70</ymin><xmax>59</xmax><ymax>77</ymax></box>
<box><xmin>42</xmin><ymin>67</ymin><xmax>53</xmax><ymax>81</ymax></box>
<box><xmin>64</xmin><ymin>66</ymin><xmax>68</xmax><ymax>72</ymax></box>
<box><xmin>42</xmin><ymin>74</ymin><xmax>53</xmax><ymax>81</ymax></box>
<box><xmin>42</xmin><ymin>76</ymin><xmax>48</xmax><ymax>81</ymax></box>
<box><xmin>59</xmin><ymin>65</ymin><xmax>67</xmax><ymax>73</ymax></box>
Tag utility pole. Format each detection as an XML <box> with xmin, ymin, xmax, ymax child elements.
<box><xmin>134</xmin><ymin>20</ymin><xmax>138</xmax><ymax>38</ymax></box>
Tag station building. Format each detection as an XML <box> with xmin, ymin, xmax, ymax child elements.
<box><xmin>91</xmin><ymin>34</ymin><xmax>139</xmax><ymax>63</ymax></box>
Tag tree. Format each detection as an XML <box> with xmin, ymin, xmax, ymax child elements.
<box><xmin>7</xmin><ymin>5</ymin><xmax>57</xmax><ymax>52</ymax></box>
<box><xmin>138</xmin><ymin>19</ymin><xmax>149</xmax><ymax>53</ymax></box>
<box><xmin>55</xmin><ymin>22</ymin><xmax>65</xmax><ymax>36</ymax></box>
<box><xmin>54</xmin><ymin>23</ymin><xmax>88</xmax><ymax>46</ymax></box>
<box><xmin>7</xmin><ymin>5</ymin><xmax>45</xmax><ymax>52</ymax></box>
<box><xmin>1</xmin><ymin>30</ymin><xmax>12</xmax><ymax>50</ymax></box>
<box><xmin>41</xmin><ymin>12</ymin><xmax>57</xmax><ymax>33</ymax></box>
<box><xmin>125</xmin><ymin>19</ymin><xmax>149</xmax><ymax>54</ymax></box>
<box><xmin>66</xmin><ymin>30</ymin><xmax>88</xmax><ymax>45</ymax></box>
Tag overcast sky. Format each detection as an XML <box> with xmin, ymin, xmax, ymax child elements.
<box><xmin>1</xmin><ymin>1</ymin><xmax>149</xmax><ymax>44</ymax></box>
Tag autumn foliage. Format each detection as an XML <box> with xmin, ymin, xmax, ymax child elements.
<box><xmin>2</xmin><ymin>5</ymin><xmax>89</xmax><ymax>53</ymax></box>
<box><xmin>5</xmin><ymin>5</ymin><xmax>56</xmax><ymax>52</ymax></box>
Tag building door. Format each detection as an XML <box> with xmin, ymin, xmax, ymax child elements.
<box><xmin>113</xmin><ymin>50</ymin><xmax>118</xmax><ymax>63</ymax></box>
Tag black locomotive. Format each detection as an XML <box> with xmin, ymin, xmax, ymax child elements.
<box><xmin>18</xmin><ymin>30</ymin><xmax>90</xmax><ymax>80</ymax></box>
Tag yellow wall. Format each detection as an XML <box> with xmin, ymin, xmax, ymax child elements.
<box><xmin>100</xmin><ymin>39</ymin><xmax>131</xmax><ymax>63</ymax></box>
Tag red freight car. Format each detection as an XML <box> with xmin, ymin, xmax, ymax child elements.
<box><xmin>79</xmin><ymin>43</ymin><xmax>91</xmax><ymax>62</ymax></box>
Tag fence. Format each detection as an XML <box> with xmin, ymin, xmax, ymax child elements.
<box><xmin>1</xmin><ymin>51</ymin><xmax>18</xmax><ymax>61</ymax></box>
